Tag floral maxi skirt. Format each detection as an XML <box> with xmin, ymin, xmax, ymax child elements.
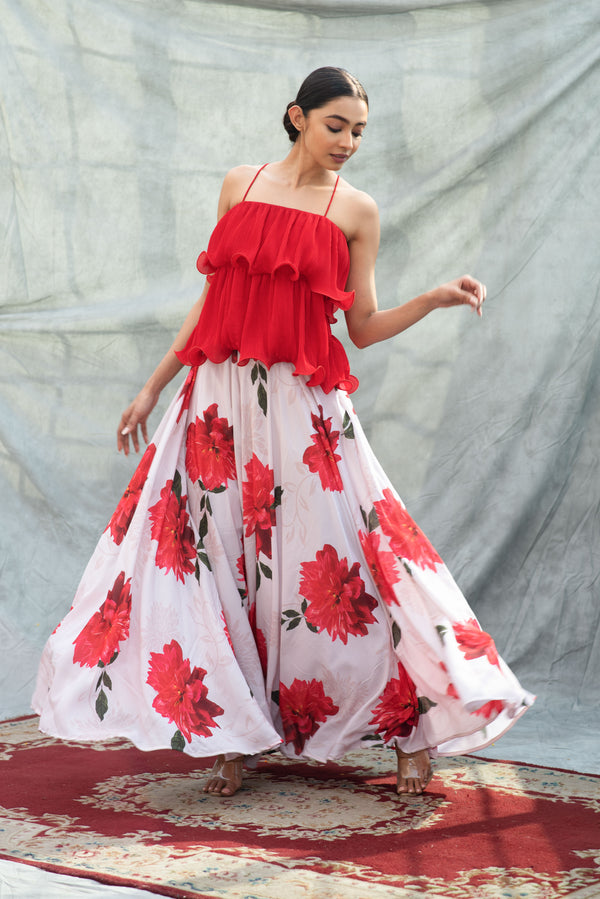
<box><xmin>33</xmin><ymin>360</ymin><xmax>534</xmax><ymax>760</ymax></box>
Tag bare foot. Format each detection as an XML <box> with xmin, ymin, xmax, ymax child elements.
<box><xmin>396</xmin><ymin>748</ymin><xmax>432</xmax><ymax>795</ymax></box>
<box><xmin>203</xmin><ymin>755</ymin><xmax>244</xmax><ymax>796</ymax></box>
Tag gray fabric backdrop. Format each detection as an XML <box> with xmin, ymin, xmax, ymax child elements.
<box><xmin>1</xmin><ymin>0</ymin><xmax>599</xmax><ymax>769</ymax></box>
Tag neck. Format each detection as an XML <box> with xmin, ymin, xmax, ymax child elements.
<box><xmin>278</xmin><ymin>142</ymin><xmax>335</xmax><ymax>189</ymax></box>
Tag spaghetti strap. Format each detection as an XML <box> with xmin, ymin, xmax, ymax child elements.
<box><xmin>243</xmin><ymin>163</ymin><xmax>269</xmax><ymax>202</ymax></box>
<box><xmin>324</xmin><ymin>176</ymin><xmax>340</xmax><ymax>218</ymax></box>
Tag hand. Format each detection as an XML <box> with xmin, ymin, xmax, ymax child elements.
<box><xmin>433</xmin><ymin>275</ymin><xmax>486</xmax><ymax>317</ymax></box>
<box><xmin>117</xmin><ymin>386</ymin><xmax>159</xmax><ymax>455</ymax></box>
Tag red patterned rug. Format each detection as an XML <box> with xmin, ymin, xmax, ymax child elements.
<box><xmin>1</xmin><ymin>716</ymin><xmax>599</xmax><ymax>898</ymax></box>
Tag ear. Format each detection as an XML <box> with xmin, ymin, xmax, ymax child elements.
<box><xmin>287</xmin><ymin>104</ymin><xmax>305</xmax><ymax>135</ymax></box>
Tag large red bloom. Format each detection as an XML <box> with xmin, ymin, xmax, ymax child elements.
<box><xmin>374</xmin><ymin>488</ymin><xmax>442</xmax><ymax>571</ymax></box>
<box><xmin>453</xmin><ymin>618</ymin><xmax>500</xmax><ymax>668</ymax></box>
<box><xmin>358</xmin><ymin>529</ymin><xmax>401</xmax><ymax>606</ymax></box>
<box><xmin>149</xmin><ymin>480</ymin><xmax>196</xmax><ymax>582</ymax></box>
<box><xmin>242</xmin><ymin>454</ymin><xmax>277</xmax><ymax>559</ymax></box>
<box><xmin>368</xmin><ymin>663</ymin><xmax>420</xmax><ymax>742</ymax></box>
<box><xmin>146</xmin><ymin>639</ymin><xmax>224</xmax><ymax>743</ymax></box>
<box><xmin>73</xmin><ymin>571</ymin><xmax>132</xmax><ymax>668</ymax></box>
<box><xmin>279</xmin><ymin>678</ymin><xmax>339</xmax><ymax>755</ymax></box>
<box><xmin>299</xmin><ymin>544</ymin><xmax>378</xmax><ymax>644</ymax></box>
<box><xmin>302</xmin><ymin>405</ymin><xmax>343</xmax><ymax>492</ymax></box>
<box><xmin>185</xmin><ymin>403</ymin><xmax>236</xmax><ymax>490</ymax></box>
<box><xmin>106</xmin><ymin>443</ymin><xmax>157</xmax><ymax>545</ymax></box>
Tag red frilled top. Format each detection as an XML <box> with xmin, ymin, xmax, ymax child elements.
<box><xmin>176</xmin><ymin>201</ymin><xmax>359</xmax><ymax>394</ymax></box>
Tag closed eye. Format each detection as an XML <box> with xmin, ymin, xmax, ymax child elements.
<box><xmin>327</xmin><ymin>126</ymin><xmax>364</xmax><ymax>139</ymax></box>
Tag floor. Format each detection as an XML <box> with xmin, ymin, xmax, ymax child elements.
<box><xmin>1</xmin><ymin>702</ymin><xmax>597</xmax><ymax>898</ymax></box>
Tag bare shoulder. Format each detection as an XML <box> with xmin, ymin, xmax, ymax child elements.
<box><xmin>221</xmin><ymin>165</ymin><xmax>262</xmax><ymax>203</ymax></box>
<box><xmin>217</xmin><ymin>164</ymin><xmax>263</xmax><ymax>218</ymax></box>
<box><xmin>334</xmin><ymin>179</ymin><xmax>379</xmax><ymax>242</ymax></box>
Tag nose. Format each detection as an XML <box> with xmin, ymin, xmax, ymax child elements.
<box><xmin>339</xmin><ymin>129</ymin><xmax>353</xmax><ymax>151</ymax></box>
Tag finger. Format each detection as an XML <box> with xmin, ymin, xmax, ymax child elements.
<box><xmin>461</xmin><ymin>286</ymin><xmax>485</xmax><ymax>316</ymax></box>
<box><xmin>461</xmin><ymin>275</ymin><xmax>485</xmax><ymax>304</ymax></box>
<box><xmin>474</xmin><ymin>280</ymin><xmax>486</xmax><ymax>304</ymax></box>
<box><xmin>459</xmin><ymin>290</ymin><xmax>480</xmax><ymax>311</ymax></box>
<box><xmin>141</xmin><ymin>420</ymin><xmax>149</xmax><ymax>446</ymax></box>
<box><xmin>119</xmin><ymin>421</ymin><xmax>132</xmax><ymax>455</ymax></box>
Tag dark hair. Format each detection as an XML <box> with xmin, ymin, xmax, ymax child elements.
<box><xmin>283</xmin><ymin>67</ymin><xmax>368</xmax><ymax>143</ymax></box>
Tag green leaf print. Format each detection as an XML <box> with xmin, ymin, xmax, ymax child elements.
<box><xmin>95</xmin><ymin>689</ymin><xmax>108</xmax><ymax>721</ymax></box>
<box><xmin>342</xmin><ymin>411</ymin><xmax>355</xmax><ymax>439</ymax></box>
<box><xmin>171</xmin><ymin>730</ymin><xmax>186</xmax><ymax>752</ymax></box>
<box><xmin>257</xmin><ymin>382</ymin><xmax>268</xmax><ymax>417</ymax></box>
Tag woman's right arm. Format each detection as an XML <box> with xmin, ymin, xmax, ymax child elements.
<box><xmin>117</xmin><ymin>165</ymin><xmax>258</xmax><ymax>455</ymax></box>
<box><xmin>117</xmin><ymin>281</ymin><xmax>210</xmax><ymax>455</ymax></box>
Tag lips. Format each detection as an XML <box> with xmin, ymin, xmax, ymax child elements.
<box><xmin>331</xmin><ymin>154</ymin><xmax>348</xmax><ymax>163</ymax></box>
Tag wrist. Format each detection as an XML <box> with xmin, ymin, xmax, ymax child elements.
<box><xmin>142</xmin><ymin>376</ymin><xmax>163</xmax><ymax>400</ymax></box>
<box><xmin>422</xmin><ymin>288</ymin><xmax>440</xmax><ymax>312</ymax></box>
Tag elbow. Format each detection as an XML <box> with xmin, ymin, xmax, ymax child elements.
<box><xmin>348</xmin><ymin>329</ymin><xmax>374</xmax><ymax>350</ymax></box>
<box><xmin>347</xmin><ymin>310</ymin><xmax>378</xmax><ymax>349</ymax></box>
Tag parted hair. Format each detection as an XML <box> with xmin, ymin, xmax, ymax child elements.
<box><xmin>283</xmin><ymin>67</ymin><xmax>368</xmax><ymax>143</ymax></box>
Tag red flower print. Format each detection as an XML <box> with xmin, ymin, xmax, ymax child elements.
<box><xmin>374</xmin><ymin>488</ymin><xmax>442</xmax><ymax>571</ymax></box>
<box><xmin>185</xmin><ymin>403</ymin><xmax>236</xmax><ymax>491</ymax></box>
<box><xmin>149</xmin><ymin>479</ymin><xmax>196</xmax><ymax>582</ymax></box>
<box><xmin>279</xmin><ymin>678</ymin><xmax>339</xmax><ymax>755</ymax></box>
<box><xmin>176</xmin><ymin>366</ymin><xmax>198</xmax><ymax>423</ymax></box>
<box><xmin>302</xmin><ymin>405</ymin><xmax>343</xmax><ymax>492</ymax></box>
<box><xmin>242</xmin><ymin>454</ymin><xmax>278</xmax><ymax>559</ymax></box>
<box><xmin>73</xmin><ymin>571</ymin><xmax>132</xmax><ymax>668</ymax></box>
<box><xmin>368</xmin><ymin>663</ymin><xmax>420</xmax><ymax>742</ymax></box>
<box><xmin>106</xmin><ymin>443</ymin><xmax>157</xmax><ymax>545</ymax></box>
<box><xmin>248</xmin><ymin>602</ymin><xmax>268</xmax><ymax>677</ymax></box>
<box><xmin>440</xmin><ymin>662</ymin><xmax>459</xmax><ymax>700</ymax></box>
<box><xmin>299</xmin><ymin>544</ymin><xmax>378</xmax><ymax>644</ymax></box>
<box><xmin>146</xmin><ymin>639</ymin><xmax>224</xmax><ymax>742</ymax></box>
<box><xmin>236</xmin><ymin>552</ymin><xmax>248</xmax><ymax>601</ymax></box>
<box><xmin>474</xmin><ymin>699</ymin><xmax>505</xmax><ymax>718</ymax></box>
<box><xmin>220</xmin><ymin>612</ymin><xmax>234</xmax><ymax>651</ymax></box>
<box><xmin>358</xmin><ymin>530</ymin><xmax>401</xmax><ymax>606</ymax></box>
<box><xmin>453</xmin><ymin>618</ymin><xmax>500</xmax><ymax>668</ymax></box>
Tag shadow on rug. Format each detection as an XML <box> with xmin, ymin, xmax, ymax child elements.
<box><xmin>1</xmin><ymin>716</ymin><xmax>599</xmax><ymax>898</ymax></box>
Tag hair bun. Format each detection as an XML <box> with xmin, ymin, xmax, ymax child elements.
<box><xmin>283</xmin><ymin>100</ymin><xmax>299</xmax><ymax>143</ymax></box>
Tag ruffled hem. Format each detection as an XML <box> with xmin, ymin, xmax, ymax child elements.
<box><xmin>175</xmin><ymin>346</ymin><xmax>359</xmax><ymax>395</ymax></box>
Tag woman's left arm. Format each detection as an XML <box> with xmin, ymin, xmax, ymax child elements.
<box><xmin>344</xmin><ymin>196</ymin><xmax>485</xmax><ymax>349</ymax></box>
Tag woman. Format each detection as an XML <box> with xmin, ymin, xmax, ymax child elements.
<box><xmin>34</xmin><ymin>67</ymin><xmax>533</xmax><ymax>798</ymax></box>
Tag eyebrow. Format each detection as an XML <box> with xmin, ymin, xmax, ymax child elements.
<box><xmin>324</xmin><ymin>114</ymin><xmax>367</xmax><ymax>127</ymax></box>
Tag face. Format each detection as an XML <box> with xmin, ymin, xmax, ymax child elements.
<box><xmin>292</xmin><ymin>95</ymin><xmax>368</xmax><ymax>169</ymax></box>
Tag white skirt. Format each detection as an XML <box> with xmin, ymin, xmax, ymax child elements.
<box><xmin>33</xmin><ymin>360</ymin><xmax>534</xmax><ymax>760</ymax></box>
